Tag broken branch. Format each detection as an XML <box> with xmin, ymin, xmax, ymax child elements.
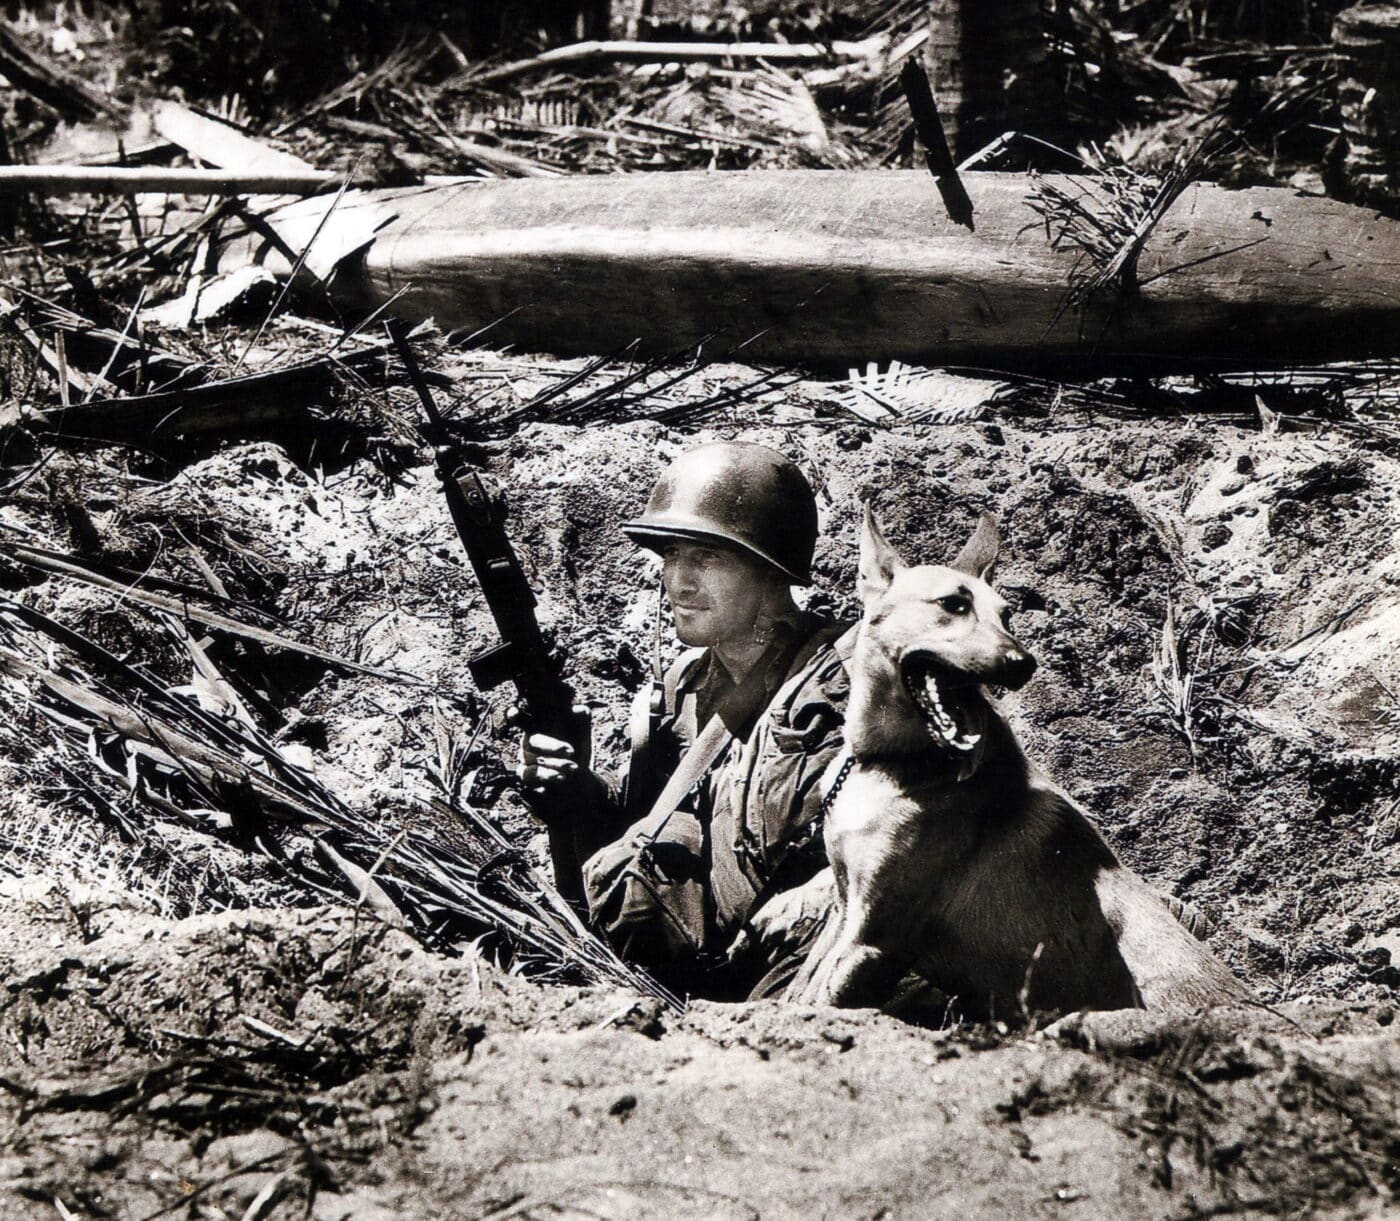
<box><xmin>457</xmin><ymin>35</ymin><xmax>888</xmax><ymax>88</ymax></box>
<box><xmin>0</xmin><ymin>166</ymin><xmax>343</xmax><ymax>196</ymax></box>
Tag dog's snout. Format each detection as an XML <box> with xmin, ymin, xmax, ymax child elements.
<box><xmin>999</xmin><ymin>646</ymin><xmax>1037</xmax><ymax>690</ymax></box>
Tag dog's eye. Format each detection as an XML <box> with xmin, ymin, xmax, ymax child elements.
<box><xmin>939</xmin><ymin>595</ymin><xmax>972</xmax><ymax>616</ymax></box>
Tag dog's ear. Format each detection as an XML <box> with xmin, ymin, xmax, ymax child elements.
<box><xmin>952</xmin><ymin>513</ymin><xmax>1000</xmax><ymax>582</ymax></box>
<box><xmin>859</xmin><ymin>503</ymin><xmax>905</xmax><ymax>601</ymax></box>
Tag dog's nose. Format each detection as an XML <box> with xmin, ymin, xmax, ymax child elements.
<box><xmin>998</xmin><ymin>648</ymin><xmax>1037</xmax><ymax>690</ymax></box>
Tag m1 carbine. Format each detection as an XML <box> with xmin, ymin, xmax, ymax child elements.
<box><xmin>388</xmin><ymin>320</ymin><xmax>592</xmax><ymax>907</ymax></box>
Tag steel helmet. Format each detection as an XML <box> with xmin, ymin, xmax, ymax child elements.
<box><xmin>622</xmin><ymin>441</ymin><xmax>818</xmax><ymax>584</ymax></box>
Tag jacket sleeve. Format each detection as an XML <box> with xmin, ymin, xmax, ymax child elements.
<box><xmin>581</xmin><ymin>802</ymin><xmax>710</xmax><ymax>970</ymax></box>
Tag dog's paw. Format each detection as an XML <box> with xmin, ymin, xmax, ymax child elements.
<box><xmin>1042</xmin><ymin>1008</ymin><xmax>1183</xmax><ymax>1057</ymax></box>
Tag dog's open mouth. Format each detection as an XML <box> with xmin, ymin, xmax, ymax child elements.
<box><xmin>901</xmin><ymin>653</ymin><xmax>985</xmax><ymax>754</ymax></box>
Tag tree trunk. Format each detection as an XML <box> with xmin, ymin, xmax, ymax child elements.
<box><xmin>1334</xmin><ymin>2</ymin><xmax>1400</xmax><ymax>213</ymax></box>
<box><xmin>922</xmin><ymin>0</ymin><xmax>1058</xmax><ymax>161</ymax></box>
<box><xmin>219</xmin><ymin>171</ymin><xmax>1400</xmax><ymax>373</ymax></box>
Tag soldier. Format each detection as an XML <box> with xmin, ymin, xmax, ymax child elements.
<box><xmin>518</xmin><ymin>441</ymin><xmax>851</xmax><ymax>997</ymax></box>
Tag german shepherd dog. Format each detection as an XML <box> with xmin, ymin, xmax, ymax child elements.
<box><xmin>788</xmin><ymin>508</ymin><xmax>1245</xmax><ymax>1020</ymax></box>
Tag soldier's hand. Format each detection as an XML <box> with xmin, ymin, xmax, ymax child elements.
<box><xmin>518</xmin><ymin>730</ymin><xmax>578</xmax><ymax>789</ymax></box>
<box><xmin>513</xmin><ymin>705</ymin><xmax>594</xmax><ymax>797</ymax></box>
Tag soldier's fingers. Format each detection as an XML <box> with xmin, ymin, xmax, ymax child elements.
<box><xmin>519</xmin><ymin>749</ymin><xmax>578</xmax><ymax>780</ymax></box>
<box><xmin>518</xmin><ymin>756</ymin><xmax>577</xmax><ymax>782</ymax></box>
<box><xmin>525</xmin><ymin>733</ymin><xmax>574</xmax><ymax>757</ymax></box>
<box><xmin>529</xmin><ymin>763</ymin><xmax>570</xmax><ymax>786</ymax></box>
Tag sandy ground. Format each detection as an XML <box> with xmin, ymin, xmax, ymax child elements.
<box><xmin>2</xmin><ymin>882</ymin><xmax>1396</xmax><ymax>1220</ymax></box>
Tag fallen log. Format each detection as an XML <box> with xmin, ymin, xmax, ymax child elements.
<box><xmin>214</xmin><ymin>170</ymin><xmax>1400</xmax><ymax>373</ymax></box>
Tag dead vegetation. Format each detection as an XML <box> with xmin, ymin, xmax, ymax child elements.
<box><xmin>0</xmin><ymin>0</ymin><xmax>1394</xmax><ymax>989</ymax></box>
<box><xmin>0</xmin><ymin>0</ymin><xmax>1394</xmax><ymax>952</ymax></box>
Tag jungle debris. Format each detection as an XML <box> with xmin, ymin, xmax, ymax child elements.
<box><xmin>0</xmin><ymin>593</ymin><xmax>677</xmax><ymax>1005</ymax></box>
<box><xmin>455</xmin><ymin>34</ymin><xmax>897</xmax><ymax>89</ymax></box>
<box><xmin>0</xmin><ymin>21</ymin><xmax>124</xmax><ymax>122</ymax></box>
<box><xmin>151</xmin><ymin>100</ymin><xmax>322</xmax><ymax>177</ymax></box>
<box><xmin>1026</xmin><ymin>127</ymin><xmax>1234</xmax><ymax>311</ymax></box>
<box><xmin>1334</xmin><ymin>2</ymin><xmax>1400</xmax><ymax>212</ymax></box>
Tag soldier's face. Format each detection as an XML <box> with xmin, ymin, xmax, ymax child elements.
<box><xmin>661</xmin><ymin>540</ymin><xmax>777</xmax><ymax>650</ymax></box>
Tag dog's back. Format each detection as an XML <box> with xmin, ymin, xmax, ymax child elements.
<box><xmin>910</xmin><ymin>781</ymin><xmax>1242</xmax><ymax>1019</ymax></box>
<box><xmin>908</xmin><ymin>784</ymin><xmax>1141</xmax><ymax>1019</ymax></box>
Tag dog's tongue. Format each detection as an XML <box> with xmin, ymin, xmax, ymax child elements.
<box><xmin>915</xmin><ymin>670</ymin><xmax>982</xmax><ymax>754</ymax></box>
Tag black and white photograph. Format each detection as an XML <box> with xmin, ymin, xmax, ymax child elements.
<box><xmin>0</xmin><ymin>1</ymin><xmax>1397</xmax><ymax>1216</ymax></box>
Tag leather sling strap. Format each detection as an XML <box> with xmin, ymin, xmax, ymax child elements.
<box><xmin>634</xmin><ymin>710</ymin><xmax>734</xmax><ymax>845</ymax></box>
<box><xmin>623</xmin><ymin>646</ymin><xmax>704</xmax><ymax>821</ymax></box>
<box><xmin>619</xmin><ymin>675</ymin><xmax>778</xmax><ymax>954</ymax></box>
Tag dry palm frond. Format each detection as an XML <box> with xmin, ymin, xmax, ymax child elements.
<box><xmin>710</xmin><ymin>66</ymin><xmax>831</xmax><ymax>157</ymax></box>
<box><xmin>473</xmin><ymin>334</ymin><xmax>790</xmax><ymax>435</ymax></box>
<box><xmin>840</xmin><ymin>361</ymin><xmax>993</xmax><ymax>424</ymax></box>
<box><xmin>462</xmin><ymin>93</ymin><xmax>585</xmax><ymax>129</ymax></box>
<box><xmin>0</xmin><ymin>597</ymin><xmax>678</xmax><ymax>1007</ymax></box>
<box><xmin>1151</xmin><ymin>599</ymin><xmax>1202</xmax><ymax>763</ymax></box>
<box><xmin>863</xmin><ymin>83</ymin><xmax>919</xmax><ymax>165</ymax></box>
<box><xmin>0</xmin><ymin>531</ymin><xmax>413</xmax><ymax>683</ymax></box>
<box><xmin>1028</xmin><ymin>127</ymin><xmax>1230</xmax><ymax>308</ymax></box>
<box><xmin>272</xmin><ymin>38</ymin><xmax>436</xmax><ymax>136</ymax></box>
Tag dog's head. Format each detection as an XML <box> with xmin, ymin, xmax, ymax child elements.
<box><xmin>853</xmin><ymin>505</ymin><xmax>1036</xmax><ymax>759</ymax></box>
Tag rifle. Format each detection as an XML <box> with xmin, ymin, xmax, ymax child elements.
<box><xmin>388</xmin><ymin>320</ymin><xmax>592</xmax><ymax>907</ymax></box>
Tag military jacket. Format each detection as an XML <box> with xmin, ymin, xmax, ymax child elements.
<box><xmin>582</xmin><ymin>617</ymin><xmax>853</xmax><ymax>995</ymax></box>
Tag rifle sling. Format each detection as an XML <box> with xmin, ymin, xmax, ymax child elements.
<box><xmin>636</xmin><ymin>629</ymin><xmax>808</xmax><ymax>850</ymax></box>
<box><xmin>636</xmin><ymin>712</ymin><xmax>734</xmax><ymax>849</ymax></box>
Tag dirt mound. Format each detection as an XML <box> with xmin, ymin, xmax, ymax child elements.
<box><xmin>2</xmin><ymin>881</ymin><xmax>1395</xmax><ymax>1219</ymax></box>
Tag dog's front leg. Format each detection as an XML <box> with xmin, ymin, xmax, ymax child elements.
<box><xmin>816</xmin><ymin>934</ymin><xmax>908</xmax><ymax>1008</ymax></box>
<box><xmin>789</xmin><ymin>896</ymin><xmax>911</xmax><ymax>1009</ymax></box>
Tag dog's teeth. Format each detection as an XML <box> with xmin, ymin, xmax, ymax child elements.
<box><xmin>907</xmin><ymin>665</ymin><xmax>981</xmax><ymax>756</ymax></box>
